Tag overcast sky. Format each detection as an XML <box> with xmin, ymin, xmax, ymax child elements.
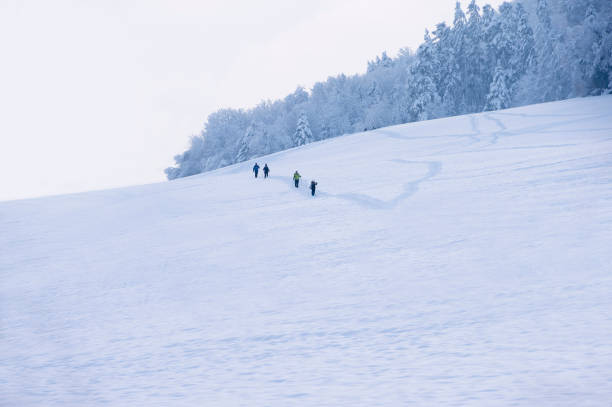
<box><xmin>0</xmin><ymin>0</ymin><xmax>505</xmax><ymax>201</ymax></box>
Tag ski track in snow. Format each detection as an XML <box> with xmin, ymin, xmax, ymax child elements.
<box><xmin>2</xmin><ymin>96</ymin><xmax>612</xmax><ymax>406</ymax></box>
<box><xmin>320</xmin><ymin>160</ymin><xmax>441</xmax><ymax>210</ymax></box>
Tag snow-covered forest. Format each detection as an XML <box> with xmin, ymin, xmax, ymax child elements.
<box><xmin>165</xmin><ymin>0</ymin><xmax>612</xmax><ymax>180</ymax></box>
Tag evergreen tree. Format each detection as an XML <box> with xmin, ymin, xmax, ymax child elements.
<box><xmin>432</xmin><ymin>21</ymin><xmax>462</xmax><ymax>115</ymax></box>
<box><xmin>495</xmin><ymin>3</ymin><xmax>517</xmax><ymax>74</ymax></box>
<box><xmin>486</xmin><ymin>65</ymin><xmax>511</xmax><ymax>111</ymax></box>
<box><xmin>450</xmin><ymin>2</ymin><xmax>468</xmax><ymax>113</ymax></box>
<box><xmin>464</xmin><ymin>0</ymin><xmax>489</xmax><ymax>111</ymax></box>
<box><xmin>582</xmin><ymin>3</ymin><xmax>612</xmax><ymax>93</ymax></box>
<box><xmin>409</xmin><ymin>30</ymin><xmax>441</xmax><ymax>121</ymax></box>
<box><xmin>235</xmin><ymin>125</ymin><xmax>254</xmax><ymax>163</ymax></box>
<box><xmin>530</xmin><ymin>0</ymin><xmax>570</xmax><ymax>101</ymax></box>
<box><xmin>467</xmin><ymin>0</ymin><xmax>481</xmax><ymax>28</ymax></box>
<box><xmin>235</xmin><ymin>121</ymin><xmax>274</xmax><ymax>163</ymax></box>
<box><xmin>482</xmin><ymin>3</ymin><xmax>501</xmax><ymax>91</ymax></box>
<box><xmin>482</xmin><ymin>3</ymin><xmax>495</xmax><ymax>26</ymax></box>
<box><xmin>293</xmin><ymin>112</ymin><xmax>313</xmax><ymax>146</ymax></box>
<box><xmin>514</xmin><ymin>3</ymin><xmax>536</xmax><ymax>77</ymax></box>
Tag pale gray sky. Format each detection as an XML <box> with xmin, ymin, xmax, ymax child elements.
<box><xmin>0</xmin><ymin>0</ymin><xmax>504</xmax><ymax>201</ymax></box>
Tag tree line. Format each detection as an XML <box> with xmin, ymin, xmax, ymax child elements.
<box><xmin>165</xmin><ymin>0</ymin><xmax>612</xmax><ymax>180</ymax></box>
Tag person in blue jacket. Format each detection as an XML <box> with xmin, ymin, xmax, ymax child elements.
<box><xmin>310</xmin><ymin>180</ymin><xmax>318</xmax><ymax>196</ymax></box>
<box><xmin>253</xmin><ymin>163</ymin><xmax>260</xmax><ymax>178</ymax></box>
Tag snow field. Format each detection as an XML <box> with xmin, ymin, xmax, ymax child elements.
<box><xmin>1</xmin><ymin>96</ymin><xmax>612</xmax><ymax>406</ymax></box>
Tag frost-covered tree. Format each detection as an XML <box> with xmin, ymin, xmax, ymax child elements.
<box><xmin>581</xmin><ymin>3</ymin><xmax>612</xmax><ymax>93</ymax></box>
<box><xmin>235</xmin><ymin>125</ymin><xmax>253</xmax><ymax>163</ymax></box>
<box><xmin>514</xmin><ymin>3</ymin><xmax>536</xmax><ymax>77</ymax></box>
<box><xmin>408</xmin><ymin>30</ymin><xmax>442</xmax><ymax>121</ymax></box>
<box><xmin>236</xmin><ymin>121</ymin><xmax>273</xmax><ymax>162</ymax></box>
<box><xmin>448</xmin><ymin>2</ymin><xmax>468</xmax><ymax>113</ymax></box>
<box><xmin>530</xmin><ymin>0</ymin><xmax>570</xmax><ymax>101</ymax></box>
<box><xmin>367</xmin><ymin>51</ymin><xmax>394</xmax><ymax>72</ymax></box>
<box><xmin>463</xmin><ymin>0</ymin><xmax>489</xmax><ymax>111</ymax></box>
<box><xmin>481</xmin><ymin>3</ymin><xmax>498</xmax><ymax>79</ymax></box>
<box><xmin>293</xmin><ymin>112</ymin><xmax>313</xmax><ymax>146</ymax></box>
<box><xmin>432</xmin><ymin>21</ymin><xmax>462</xmax><ymax>115</ymax></box>
<box><xmin>283</xmin><ymin>86</ymin><xmax>309</xmax><ymax>113</ymax></box>
<box><xmin>486</xmin><ymin>65</ymin><xmax>512</xmax><ymax>110</ymax></box>
<box><xmin>490</xmin><ymin>2</ymin><xmax>527</xmax><ymax>87</ymax></box>
<box><xmin>165</xmin><ymin>135</ymin><xmax>207</xmax><ymax>180</ymax></box>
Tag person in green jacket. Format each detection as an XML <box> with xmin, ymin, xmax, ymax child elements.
<box><xmin>293</xmin><ymin>171</ymin><xmax>301</xmax><ymax>188</ymax></box>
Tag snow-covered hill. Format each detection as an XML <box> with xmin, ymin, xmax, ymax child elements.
<box><xmin>2</xmin><ymin>96</ymin><xmax>612</xmax><ymax>406</ymax></box>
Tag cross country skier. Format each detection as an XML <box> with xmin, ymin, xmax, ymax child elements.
<box><xmin>310</xmin><ymin>180</ymin><xmax>317</xmax><ymax>196</ymax></box>
<box><xmin>293</xmin><ymin>171</ymin><xmax>301</xmax><ymax>188</ymax></box>
<box><xmin>263</xmin><ymin>164</ymin><xmax>270</xmax><ymax>178</ymax></box>
<box><xmin>253</xmin><ymin>163</ymin><xmax>260</xmax><ymax>178</ymax></box>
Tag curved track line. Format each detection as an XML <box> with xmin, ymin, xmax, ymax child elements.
<box><xmin>324</xmin><ymin>160</ymin><xmax>442</xmax><ymax>210</ymax></box>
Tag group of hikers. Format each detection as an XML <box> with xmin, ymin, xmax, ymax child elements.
<box><xmin>252</xmin><ymin>162</ymin><xmax>317</xmax><ymax>196</ymax></box>
<box><xmin>252</xmin><ymin>162</ymin><xmax>270</xmax><ymax>178</ymax></box>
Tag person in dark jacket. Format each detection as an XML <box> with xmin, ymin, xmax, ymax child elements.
<box><xmin>310</xmin><ymin>180</ymin><xmax>317</xmax><ymax>196</ymax></box>
<box><xmin>293</xmin><ymin>171</ymin><xmax>301</xmax><ymax>188</ymax></box>
<box><xmin>263</xmin><ymin>164</ymin><xmax>269</xmax><ymax>178</ymax></box>
<box><xmin>253</xmin><ymin>163</ymin><xmax>260</xmax><ymax>178</ymax></box>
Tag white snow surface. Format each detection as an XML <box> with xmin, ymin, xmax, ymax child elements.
<box><xmin>2</xmin><ymin>96</ymin><xmax>612</xmax><ymax>406</ymax></box>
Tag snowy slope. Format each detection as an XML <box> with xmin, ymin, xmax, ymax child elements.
<box><xmin>2</xmin><ymin>96</ymin><xmax>612</xmax><ymax>406</ymax></box>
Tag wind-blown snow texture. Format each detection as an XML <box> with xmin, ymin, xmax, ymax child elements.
<box><xmin>2</xmin><ymin>96</ymin><xmax>612</xmax><ymax>406</ymax></box>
